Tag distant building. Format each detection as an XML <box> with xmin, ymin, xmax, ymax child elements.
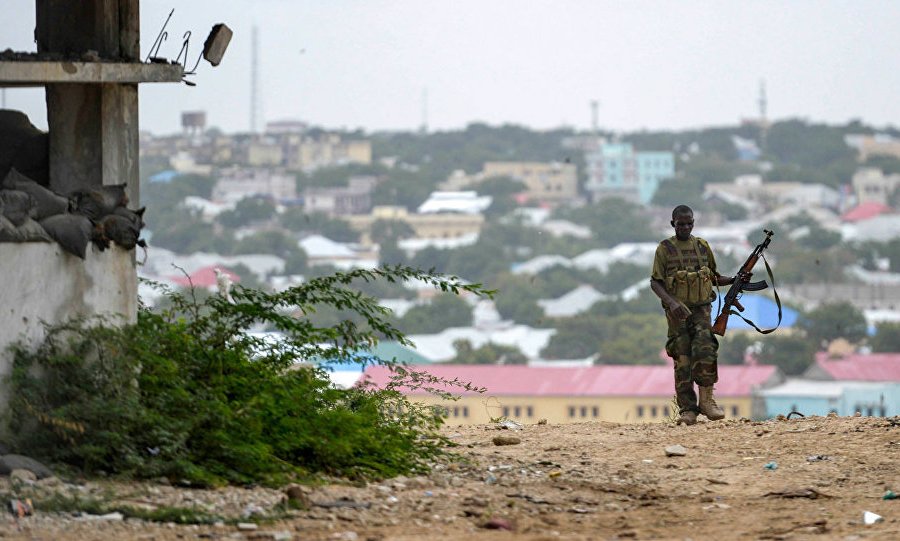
<box><xmin>804</xmin><ymin>352</ymin><xmax>900</xmax><ymax>382</ymax></box>
<box><xmin>265</xmin><ymin>119</ymin><xmax>308</xmax><ymax>135</ymax></box>
<box><xmin>480</xmin><ymin>161</ymin><xmax>579</xmax><ymax>204</ymax></box>
<box><xmin>845</xmin><ymin>133</ymin><xmax>900</xmax><ymax>162</ymax></box>
<box><xmin>584</xmin><ymin>142</ymin><xmax>674</xmax><ymax>204</ymax></box>
<box><xmin>705</xmin><ymin>175</ymin><xmax>842</xmax><ymax>211</ymax></box>
<box><xmin>346</xmin><ymin>205</ymin><xmax>485</xmax><ymax>246</ymax></box>
<box><xmin>417</xmin><ymin>191</ymin><xmax>492</xmax><ymax>214</ymax></box>
<box><xmin>285</xmin><ymin>134</ymin><xmax>372</xmax><ymax>171</ymax></box>
<box><xmin>757</xmin><ymin>379</ymin><xmax>899</xmax><ymax>418</ymax></box>
<box><xmin>851</xmin><ymin>168</ymin><xmax>900</xmax><ymax>206</ymax></box>
<box><xmin>303</xmin><ymin>176</ymin><xmax>378</xmax><ymax>216</ymax></box>
<box><xmin>212</xmin><ymin>167</ymin><xmax>297</xmax><ymax>204</ymax></box>
<box><xmin>358</xmin><ymin>364</ymin><xmax>782</xmax><ymax>425</ymax></box>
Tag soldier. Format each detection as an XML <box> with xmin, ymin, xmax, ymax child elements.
<box><xmin>650</xmin><ymin>205</ymin><xmax>735</xmax><ymax>425</ymax></box>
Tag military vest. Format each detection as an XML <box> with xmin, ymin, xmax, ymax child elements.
<box><xmin>661</xmin><ymin>236</ymin><xmax>714</xmax><ymax>307</ymax></box>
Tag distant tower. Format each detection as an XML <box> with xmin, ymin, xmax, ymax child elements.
<box><xmin>758</xmin><ymin>79</ymin><xmax>768</xmax><ymax>152</ymax></box>
<box><xmin>420</xmin><ymin>87</ymin><xmax>428</xmax><ymax>133</ymax></box>
<box><xmin>250</xmin><ymin>25</ymin><xmax>260</xmax><ymax>134</ymax></box>
<box><xmin>590</xmin><ymin>100</ymin><xmax>599</xmax><ymax>134</ymax></box>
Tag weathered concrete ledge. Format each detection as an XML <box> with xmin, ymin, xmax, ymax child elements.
<box><xmin>0</xmin><ymin>61</ymin><xmax>183</xmax><ymax>85</ymax></box>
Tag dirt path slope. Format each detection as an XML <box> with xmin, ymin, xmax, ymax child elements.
<box><xmin>3</xmin><ymin>415</ymin><xmax>899</xmax><ymax>540</ymax></box>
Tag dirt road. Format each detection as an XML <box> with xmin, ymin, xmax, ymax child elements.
<box><xmin>4</xmin><ymin>415</ymin><xmax>899</xmax><ymax>540</ymax></box>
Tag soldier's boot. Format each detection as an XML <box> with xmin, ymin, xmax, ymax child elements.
<box><xmin>678</xmin><ymin>410</ymin><xmax>697</xmax><ymax>426</ymax></box>
<box><xmin>699</xmin><ymin>386</ymin><xmax>725</xmax><ymax>420</ymax></box>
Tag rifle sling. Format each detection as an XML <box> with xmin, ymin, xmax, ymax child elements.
<box><xmin>724</xmin><ymin>254</ymin><xmax>782</xmax><ymax>335</ymax></box>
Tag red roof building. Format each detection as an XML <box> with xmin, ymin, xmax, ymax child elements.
<box><xmin>168</xmin><ymin>265</ymin><xmax>240</xmax><ymax>289</ymax></box>
<box><xmin>840</xmin><ymin>201</ymin><xmax>892</xmax><ymax>222</ymax></box>
<box><xmin>359</xmin><ymin>364</ymin><xmax>782</xmax><ymax>424</ymax></box>
<box><xmin>805</xmin><ymin>352</ymin><xmax>900</xmax><ymax>382</ymax></box>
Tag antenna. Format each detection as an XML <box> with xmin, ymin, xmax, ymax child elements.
<box><xmin>250</xmin><ymin>25</ymin><xmax>260</xmax><ymax>133</ymax></box>
<box><xmin>590</xmin><ymin>100</ymin><xmax>599</xmax><ymax>134</ymax></box>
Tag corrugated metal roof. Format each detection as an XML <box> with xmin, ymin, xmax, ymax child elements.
<box><xmin>841</xmin><ymin>202</ymin><xmax>892</xmax><ymax>222</ymax></box>
<box><xmin>758</xmin><ymin>378</ymin><xmax>886</xmax><ymax>398</ymax></box>
<box><xmin>812</xmin><ymin>352</ymin><xmax>900</xmax><ymax>381</ymax></box>
<box><xmin>358</xmin><ymin>364</ymin><xmax>779</xmax><ymax>397</ymax></box>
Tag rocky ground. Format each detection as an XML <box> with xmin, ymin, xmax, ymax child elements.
<box><xmin>0</xmin><ymin>414</ymin><xmax>898</xmax><ymax>540</ymax></box>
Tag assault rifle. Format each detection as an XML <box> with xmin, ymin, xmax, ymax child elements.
<box><xmin>712</xmin><ymin>229</ymin><xmax>780</xmax><ymax>336</ymax></box>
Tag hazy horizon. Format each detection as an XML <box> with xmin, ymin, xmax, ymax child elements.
<box><xmin>3</xmin><ymin>1</ymin><xmax>900</xmax><ymax>136</ymax></box>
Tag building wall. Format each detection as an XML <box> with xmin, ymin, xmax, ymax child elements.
<box><xmin>347</xmin><ymin>207</ymin><xmax>484</xmax><ymax>244</ymax></box>
<box><xmin>406</xmin><ymin>394</ymin><xmax>753</xmax><ymax>425</ymax></box>
<box><xmin>0</xmin><ymin>244</ymin><xmax>137</xmax><ymax>405</ymax></box>
<box><xmin>213</xmin><ymin>170</ymin><xmax>297</xmax><ymax>203</ymax></box>
<box><xmin>585</xmin><ymin>143</ymin><xmax>674</xmax><ymax>204</ymax></box>
<box><xmin>482</xmin><ymin>161</ymin><xmax>579</xmax><ymax>203</ymax></box>
<box><xmin>852</xmin><ymin>168</ymin><xmax>900</xmax><ymax>205</ymax></box>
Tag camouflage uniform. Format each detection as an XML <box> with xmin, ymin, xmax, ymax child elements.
<box><xmin>651</xmin><ymin>235</ymin><xmax>719</xmax><ymax>414</ymax></box>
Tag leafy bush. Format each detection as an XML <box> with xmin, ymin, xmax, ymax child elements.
<box><xmin>6</xmin><ymin>266</ymin><xmax>490</xmax><ymax>486</ymax></box>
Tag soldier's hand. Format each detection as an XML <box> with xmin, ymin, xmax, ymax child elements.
<box><xmin>668</xmin><ymin>300</ymin><xmax>692</xmax><ymax>320</ymax></box>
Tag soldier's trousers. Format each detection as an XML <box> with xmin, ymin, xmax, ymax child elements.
<box><xmin>665</xmin><ymin>303</ymin><xmax>719</xmax><ymax>413</ymax></box>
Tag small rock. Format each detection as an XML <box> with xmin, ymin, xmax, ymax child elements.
<box><xmin>330</xmin><ymin>532</ymin><xmax>358</xmax><ymax>541</ymax></box>
<box><xmin>482</xmin><ymin>517</ymin><xmax>514</xmax><ymax>531</ymax></box>
<box><xmin>237</xmin><ymin>522</ymin><xmax>259</xmax><ymax>531</ymax></box>
<box><xmin>665</xmin><ymin>445</ymin><xmax>687</xmax><ymax>457</ymax></box>
<box><xmin>0</xmin><ymin>454</ymin><xmax>53</xmax><ymax>479</ymax></box>
<box><xmin>9</xmin><ymin>469</ymin><xmax>37</xmax><ymax>484</ymax></box>
<box><xmin>492</xmin><ymin>436</ymin><xmax>521</xmax><ymax>446</ymax></box>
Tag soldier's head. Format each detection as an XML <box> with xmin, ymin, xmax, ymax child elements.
<box><xmin>670</xmin><ymin>205</ymin><xmax>694</xmax><ymax>241</ymax></box>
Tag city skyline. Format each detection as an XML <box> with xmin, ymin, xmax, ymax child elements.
<box><xmin>3</xmin><ymin>0</ymin><xmax>900</xmax><ymax>135</ymax></box>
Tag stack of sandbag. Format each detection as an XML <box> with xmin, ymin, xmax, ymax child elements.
<box><xmin>0</xmin><ymin>167</ymin><xmax>146</xmax><ymax>259</ymax></box>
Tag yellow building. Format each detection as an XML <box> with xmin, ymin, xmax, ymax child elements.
<box><xmin>360</xmin><ymin>364</ymin><xmax>783</xmax><ymax>425</ymax></box>
<box><xmin>347</xmin><ymin>205</ymin><xmax>484</xmax><ymax>245</ymax></box>
<box><xmin>482</xmin><ymin>161</ymin><xmax>579</xmax><ymax>203</ymax></box>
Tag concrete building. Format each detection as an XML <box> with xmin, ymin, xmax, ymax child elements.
<box><xmin>481</xmin><ymin>161</ymin><xmax>579</xmax><ymax>204</ymax></box>
<box><xmin>757</xmin><ymin>379</ymin><xmax>900</xmax><ymax>418</ymax></box>
<box><xmin>212</xmin><ymin>167</ymin><xmax>297</xmax><ymax>204</ymax></box>
<box><xmin>359</xmin><ymin>364</ymin><xmax>782</xmax><ymax>425</ymax></box>
<box><xmin>286</xmin><ymin>134</ymin><xmax>372</xmax><ymax>172</ymax></box>
<box><xmin>0</xmin><ymin>1</ymin><xmax>184</xmax><ymax>403</ymax></box>
<box><xmin>851</xmin><ymin>168</ymin><xmax>900</xmax><ymax>206</ymax></box>
<box><xmin>845</xmin><ymin>133</ymin><xmax>900</xmax><ymax>162</ymax></box>
<box><xmin>303</xmin><ymin>176</ymin><xmax>377</xmax><ymax>216</ymax></box>
<box><xmin>584</xmin><ymin>142</ymin><xmax>674</xmax><ymax>204</ymax></box>
<box><xmin>347</xmin><ymin>205</ymin><xmax>486</xmax><ymax>245</ymax></box>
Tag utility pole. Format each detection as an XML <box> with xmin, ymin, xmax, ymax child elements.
<box><xmin>758</xmin><ymin>79</ymin><xmax>768</xmax><ymax>153</ymax></box>
<box><xmin>250</xmin><ymin>25</ymin><xmax>259</xmax><ymax>134</ymax></box>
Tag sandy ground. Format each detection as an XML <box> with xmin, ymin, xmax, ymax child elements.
<box><xmin>2</xmin><ymin>414</ymin><xmax>898</xmax><ymax>540</ymax></box>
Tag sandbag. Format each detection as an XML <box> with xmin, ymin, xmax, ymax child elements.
<box><xmin>69</xmin><ymin>184</ymin><xmax>128</xmax><ymax>220</ymax></box>
<box><xmin>0</xmin><ymin>189</ymin><xmax>36</xmax><ymax>226</ymax></box>
<box><xmin>40</xmin><ymin>214</ymin><xmax>93</xmax><ymax>259</ymax></box>
<box><xmin>96</xmin><ymin>213</ymin><xmax>140</xmax><ymax>250</ymax></box>
<box><xmin>2</xmin><ymin>168</ymin><xmax>68</xmax><ymax>220</ymax></box>
<box><xmin>0</xmin><ymin>217</ymin><xmax>52</xmax><ymax>243</ymax></box>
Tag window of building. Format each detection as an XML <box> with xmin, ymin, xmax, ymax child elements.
<box><xmin>502</xmin><ymin>406</ymin><xmax>510</xmax><ymax>418</ymax></box>
<box><xmin>462</xmin><ymin>406</ymin><xmax>469</xmax><ymax>418</ymax></box>
<box><xmin>592</xmin><ymin>406</ymin><xmax>599</xmax><ymax>418</ymax></box>
<box><xmin>636</xmin><ymin>405</ymin><xmax>644</xmax><ymax>418</ymax></box>
<box><xmin>663</xmin><ymin>406</ymin><xmax>670</xmax><ymax>417</ymax></box>
<box><xmin>514</xmin><ymin>406</ymin><xmax>521</xmax><ymax>418</ymax></box>
<box><xmin>453</xmin><ymin>406</ymin><xmax>459</xmax><ymax>417</ymax></box>
<box><xmin>580</xmin><ymin>406</ymin><xmax>588</xmax><ymax>418</ymax></box>
<box><xmin>526</xmin><ymin>406</ymin><xmax>534</xmax><ymax>418</ymax></box>
<box><xmin>568</xmin><ymin>406</ymin><xmax>576</xmax><ymax>418</ymax></box>
<box><xmin>731</xmin><ymin>406</ymin><xmax>739</xmax><ymax>417</ymax></box>
<box><xmin>650</xmin><ymin>406</ymin><xmax>658</xmax><ymax>418</ymax></box>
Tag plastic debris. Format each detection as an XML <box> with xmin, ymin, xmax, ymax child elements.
<box><xmin>883</xmin><ymin>490</ymin><xmax>897</xmax><ymax>500</ymax></box>
<box><xmin>863</xmin><ymin>511</ymin><xmax>883</xmax><ymax>525</ymax></box>
<box><xmin>806</xmin><ymin>455</ymin><xmax>829</xmax><ymax>462</ymax></box>
<box><xmin>764</xmin><ymin>461</ymin><xmax>778</xmax><ymax>470</ymax></box>
<box><xmin>498</xmin><ymin>419</ymin><xmax>523</xmax><ymax>431</ymax></box>
<box><xmin>8</xmin><ymin>499</ymin><xmax>33</xmax><ymax>518</ymax></box>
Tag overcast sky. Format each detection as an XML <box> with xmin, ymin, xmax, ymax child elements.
<box><xmin>3</xmin><ymin>0</ymin><xmax>900</xmax><ymax>135</ymax></box>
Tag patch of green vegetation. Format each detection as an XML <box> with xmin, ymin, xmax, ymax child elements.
<box><xmin>5</xmin><ymin>266</ymin><xmax>491</xmax><ymax>487</ymax></box>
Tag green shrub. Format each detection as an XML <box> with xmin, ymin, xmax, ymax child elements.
<box><xmin>6</xmin><ymin>265</ymin><xmax>490</xmax><ymax>486</ymax></box>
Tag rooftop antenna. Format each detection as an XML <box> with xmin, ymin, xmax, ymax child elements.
<box><xmin>590</xmin><ymin>99</ymin><xmax>599</xmax><ymax>134</ymax></box>
<box><xmin>250</xmin><ymin>25</ymin><xmax>260</xmax><ymax>134</ymax></box>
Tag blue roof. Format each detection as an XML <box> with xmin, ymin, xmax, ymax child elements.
<box><xmin>710</xmin><ymin>292</ymin><xmax>798</xmax><ymax>331</ymax></box>
<box><xmin>149</xmin><ymin>170</ymin><xmax>182</xmax><ymax>183</ymax></box>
